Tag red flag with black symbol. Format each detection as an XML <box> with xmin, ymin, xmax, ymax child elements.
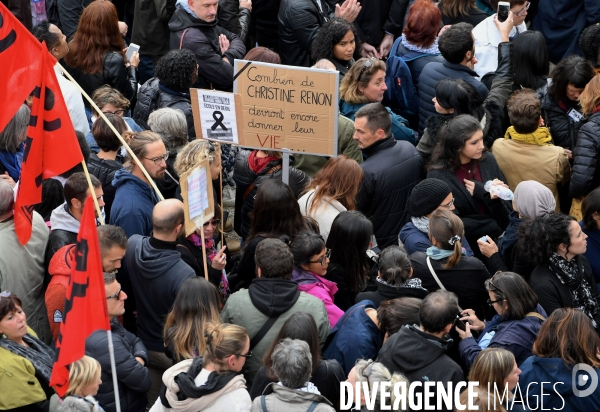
<box><xmin>13</xmin><ymin>42</ymin><xmax>83</xmax><ymax>245</ymax></box>
<box><xmin>49</xmin><ymin>196</ymin><xmax>110</xmax><ymax>397</ymax></box>
<box><xmin>0</xmin><ymin>2</ymin><xmax>43</xmax><ymax>132</ymax></box>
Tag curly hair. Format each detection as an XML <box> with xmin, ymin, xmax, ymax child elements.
<box><xmin>155</xmin><ymin>49</ymin><xmax>198</xmax><ymax>92</ymax></box>
<box><xmin>311</xmin><ymin>17</ymin><xmax>361</xmax><ymax>63</ymax></box>
<box><xmin>579</xmin><ymin>23</ymin><xmax>600</xmax><ymax>68</ymax></box>
<box><xmin>518</xmin><ymin>213</ymin><xmax>575</xmax><ymax>267</ymax></box>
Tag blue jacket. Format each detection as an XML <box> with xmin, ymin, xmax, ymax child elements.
<box><xmin>339</xmin><ymin>100</ymin><xmax>416</xmax><ymax>145</ymax></box>
<box><xmin>520</xmin><ymin>356</ymin><xmax>600</xmax><ymax>411</ymax></box>
<box><xmin>417</xmin><ymin>60</ymin><xmax>489</xmax><ymax>134</ymax></box>
<box><xmin>86</xmin><ymin>117</ymin><xmax>144</xmax><ymax>154</ymax></box>
<box><xmin>399</xmin><ymin>221</ymin><xmax>474</xmax><ymax>256</ymax></box>
<box><xmin>323</xmin><ymin>300</ymin><xmax>383</xmax><ymax>375</ymax></box>
<box><xmin>458</xmin><ymin>304</ymin><xmax>547</xmax><ymax>369</ymax></box>
<box><xmin>581</xmin><ymin>221</ymin><xmax>600</xmax><ymax>287</ymax></box>
<box><xmin>110</xmin><ymin>168</ymin><xmax>160</xmax><ymax>238</ymax></box>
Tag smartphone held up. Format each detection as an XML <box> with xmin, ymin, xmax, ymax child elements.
<box><xmin>497</xmin><ymin>1</ymin><xmax>510</xmax><ymax>22</ymax></box>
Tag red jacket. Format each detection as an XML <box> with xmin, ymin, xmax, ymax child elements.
<box><xmin>45</xmin><ymin>244</ymin><xmax>75</xmax><ymax>343</ymax></box>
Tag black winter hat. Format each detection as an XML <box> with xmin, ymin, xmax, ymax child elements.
<box><xmin>407</xmin><ymin>178</ymin><xmax>452</xmax><ymax>217</ymax></box>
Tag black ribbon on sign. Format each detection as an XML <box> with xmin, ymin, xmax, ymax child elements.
<box><xmin>211</xmin><ymin>111</ymin><xmax>227</xmax><ymax>131</ymax></box>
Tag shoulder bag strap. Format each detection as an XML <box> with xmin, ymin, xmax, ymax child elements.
<box><xmin>242</xmin><ymin>164</ymin><xmax>283</xmax><ymax>201</ymax></box>
<box><xmin>250</xmin><ymin>313</ymin><xmax>282</xmax><ymax>350</ymax></box>
<box><xmin>260</xmin><ymin>395</ymin><xmax>268</xmax><ymax>412</ymax></box>
<box><xmin>306</xmin><ymin>401</ymin><xmax>320</xmax><ymax>412</ymax></box>
<box><xmin>426</xmin><ymin>256</ymin><xmax>446</xmax><ymax>291</ymax></box>
<box><xmin>524</xmin><ymin>312</ymin><xmax>546</xmax><ymax>322</ymax></box>
<box><xmin>179</xmin><ymin>28</ymin><xmax>189</xmax><ymax>49</ymax></box>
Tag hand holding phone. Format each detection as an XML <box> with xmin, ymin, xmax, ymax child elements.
<box><xmin>497</xmin><ymin>1</ymin><xmax>510</xmax><ymax>22</ymax></box>
<box><xmin>126</xmin><ymin>43</ymin><xmax>140</xmax><ymax>62</ymax></box>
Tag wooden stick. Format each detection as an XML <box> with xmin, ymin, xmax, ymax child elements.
<box><xmin>218</xmin><ymin>143</ymin><xmax>224</xmax><ymax>246</ymax></box>
<box><xmin>56</xmin><ymin>62</ymin><xmax>164</xmax><ymax>202</ymax></box>
<box><xmin>81</xmin><ymin>159</ymin><xmax>104</xmax><ymax>225</ymax></box>
<box><xmin>199</xmin><ymin>224</ymin><xmax>209</xmax><ymax>280</ymax></box>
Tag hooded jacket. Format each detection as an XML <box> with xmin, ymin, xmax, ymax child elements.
<box><xmin>356</xmin><ymin>136</ymin><xmax>423</xmax><ymax>249</ymax></box>
<box><xmin>45</xmin><ymin>203</ymin><xmax>80</xmax><ymax>268</ymax></box>
<box><xmin>110</xmin><ymin>169</ymin><xmax>160</xmax><ymax>238</ymax></box>
<box><xmin>221</xmin><ymin>278</ymin><xmax>330</xmax><ymax>387</ymax></box>
<box><xmin>125</xmin><ymin>235</ymin><xmax>195</xmax><ymax>352</ymax></box>
<box><xmin>291</xmin><ymin>267</ymin><xmax>344</xmax><ymax>328</ymax></box>
<box><xmin>46</xmin><ymin>244</ymin><xmax>75</xmax><ymax>343</ymax></box>
<box><xmin>520</xmin><ymin>357</ymin><xmax>600</xmax><ymax>411</ymax></box>
<box><xmin>377</xmin><ymin>324</ymin><xmax>464</xmax><ymax>412</ymax></box>
<box><xmin>251</xmin><ymin>383</ymin><xmax>335</xmax><ymax>412</ymax></box>
<box><xmin>570</xmin><ymin>111</ymin><xmax>600</xmax><ymax>199</ymax></box>
<box><xmin>150</xmin><ymin>358</ymin><xmax>250</xmax><ymax>412</ymax></box>
<box><xmin>87</xmin><ymin>153</ymin><xmax>122</xmax><ymax>224</ymax></box>
<box><xmin>168</xmin><ymin>7</ymin><xmax>246</xmax><ymax>91</ymax></box>
<box><xmin>459</xmin><ymin>304</ymin><xmax>547</xmax><ymax>369</ymax></box>
<box><xmin>86</xmin><ymin>318</ymin><xmax>151</xmax><ymax>412</ymax></box>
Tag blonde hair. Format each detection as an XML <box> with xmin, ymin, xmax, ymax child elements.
<box><xmin>65</xmin><ymin>356</ymin><xmax>101</xmax><ymax>397</ymax></box>
<box><xmin>354</xmin><ymin>359</ymin><xmax>409</xmax><ymax>411</ymax></box>
<box><xmin>174</xmin><ymin>139</ymin><xmax>218</xmax><ymax>176</ymax></box>
<box><xmin>123</xmin><ymin>131</ymin><xmax>164</xmax><ymax>172</ymax></box>
<box><xmin>339</xmin><ymin>58</ymin><xmax>386</xmax><ymax>104</ymax></box>
<box><xmin>203</xmin><ymin>323</ymin><xmax>248</xmax><ymax>374</ymax></box>
<box><xmin>457</xmin><ymin>388</ymin><xmax>508</xmax><ymax>412</ymax></box>
<box><xmin>468</xmin><ymin>348</ymin><xmax>516</xmax><ymax>405</ymax></box>
<box><xmin>579</xmin><ymin>74</ymin><xmax>600</xmax><ymax>115</ymax></box>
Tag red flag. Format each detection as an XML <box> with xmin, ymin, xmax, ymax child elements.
<box><xmin>0</xmin><ymin>3</ymin><xmax>44</xmax><ymax>132</ymax></box>
<box><xmin>14</xmin><ymin>43</ymin><xmax>84</xmax><ymax>245</ymax></box>
<box><xmin>49</xmin><ymin>197</ymin><xmax>110</xmax><ymax>397</ymax></box>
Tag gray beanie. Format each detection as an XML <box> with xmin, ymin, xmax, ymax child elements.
<box><xmin>513</xmin><ymin>181</ymin><xmax>556</xmax><ymax>219</ymax></box>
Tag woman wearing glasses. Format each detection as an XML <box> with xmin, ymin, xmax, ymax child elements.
<box><xmin>0</xmin><ymin>292</ymin><xmax>56</xmax><ymax>411</ymax></box>
<box><xmin>291</xmin><ymin>231</ymin><xmax>344</xmax><ymax>328</ymax></box>
<box><xmin>520</xmin><ymin>213</ymin><xmax>600</xmax><ymax>330</ymax></box>
<box><xmin>455</xmin><ymin>272</ymin><xmax>546</xmax><ymax>369</ymax></box>
<box><xmin>339</xmin><ymin>57</ymin><xmax>416</xmax><ymax>145</ymax></box>
<box><xmin>150</xmin><ymin>323</ymin><xmax>252</xmax><ymax>412</ymax></box>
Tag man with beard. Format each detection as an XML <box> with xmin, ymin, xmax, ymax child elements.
<box><xmin>110</xmin><ymin>131</ymin><xmax>167</xmax><ymax>238</ymax></box>
<box><xmin>123</xmin><ymin>199</ymin><xmax>195</xmax><ymax>406</ymax></box>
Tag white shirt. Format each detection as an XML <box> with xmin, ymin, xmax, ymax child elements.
<box><xmin>54</xmin><ymin>64</ymin><xmax>90</xmax><ymax>135</ymax></box>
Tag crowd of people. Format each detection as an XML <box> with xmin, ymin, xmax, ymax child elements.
<box><xmin>1</xmin><ymin>0</ymin><xmax>600</xmax><ymax>410</ymax></box>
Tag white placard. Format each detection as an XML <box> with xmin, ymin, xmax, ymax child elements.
<box><xmin>187</xmin><ymin>167</ymin><xmax>209</xmax><ymax>220</ymax></box>
<box><xmin>197</xmin><ymin>89</ymin><xmax>239</xmax><ymax>144</ymax></box>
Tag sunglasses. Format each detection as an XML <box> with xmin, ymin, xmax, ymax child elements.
<box><xmin>308</xmin><ymin>248</ymin><xmax>331</xmax><ymax>266</ymax></box>
<box><xmin>357</xmin><ymin>57</ymin><xmax>377</xmax><ymax>83</ymax></box>
<box><xmin>203</xmin><ymin>219</ymin><xmax>221</xmax><ymax>228</ymax></box>
<box><xmin>106</xmin><ymin>286</ymin><xmax>123</xmax><ymax>300</ymax></box>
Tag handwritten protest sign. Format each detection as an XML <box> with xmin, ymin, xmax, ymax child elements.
<box><xmin>233</xmin><ymin>60</ymin><xmax>339</xmax><ymax>156</ymax></box>
<box><xmin>190</xmin><ymin>89</ymin><xmax>241</xmax><ymax>144</ymax></box>
<box><xmin>179</xmin><ymin>159</ymin><xmax>214</xmax><ymax>236</ymax></box>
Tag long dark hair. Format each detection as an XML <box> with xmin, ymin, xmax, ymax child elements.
<box><xmin>434</xmin><ymin>79</ymin><xmax>485</xmax><ymax>121</ymax></box>
<box><xmin>428</xmin><ymin>114</ymin><xmax>483</xmax><ymax>171</ymax></box>
<box><xmin>582</xmin><ymin>187</ymin><xmax>600</xmax><ymax>230</ymax></box>
<box><xmin>548</xmin><ymin>55</ymin><xmax>596</xmax><ymax>106</ymax></box>
<box><xmin>518</xmin><ymin>213</ymin><xmax>575</xmax><ymax>267</ymax></box>
<box><xmin>485</xmin><ymin>272</ymin><xmax>538</xmax><ymax>321</ymax></box>
<box><xmin>326</xmin><ymin>211</ymin><xmax>373</xmax><ymax>293</ymax></box>
<box><xmin>247</xmin><ymin>180</ymin><xmax>306</xmax><ymax>243</ymax></box>
<box><xmin>263</xmin><ymin>312</ymin><xmax>321</xmax><ymax>376</ymax></box>
<box><xmin>311</xmin><ymin>17</ymin><xmax>362</xmax><ymax>63</ymax></box>
<box><xmin>512</xmin><ymin>31</ymin><xmax>549</xmax><ymax>91</ymax></box>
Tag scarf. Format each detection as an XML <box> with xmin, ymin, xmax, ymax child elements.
<box><xmin>0</xmin><ymin>143</ymin><xmax>24</xmax><ymax>181</ymax></box>
<box><xmin>248</xmin><ymin>150</ymin><xmax>280</xmax><ymax>174</ymax></box>
<box><xmin>0</xmin><ymin>333</ymin><xmax>55</xmax><ymax>383</ymax></box>
<box><xmin>426</xmin><ymin>245</ymin><xmax>466</xmax><ymax>260</ymax></box>
<box><xmin>400</xmin><ymin>34</ymin><xmax>440</xmax><ymax>55</ymax></box>
<box><xmin>549</xmin><ymin>253</ymin><xmax>599</xmax><ymax>328</ymax></box>
<box><xmin>277</xmin><ymin>381</ymin><xmax>321</xmax><ymax>395</ymax></box>
<box><xmin>187</xmin><ymin>233</ymin><xmax>230</xmax><ymax>302</ymax></box>
<box><xmin>377</xmin><ymin>276</ymin><xmax>425</xmax><ymax>291</ymax></box>
<box><xmin>504</xmin><ymin>126</ymin><xmax>552</xmax><ymax>146</ymax></box>
<box><xmin>411</xmin><ymin>216</ymin><xmax>429</xmax><ymax>233</ymax></box>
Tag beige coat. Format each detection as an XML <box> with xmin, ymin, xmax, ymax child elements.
<box><xmin>491</xmin><ymin>139</ymin><xmax>570</xmax><ymax>211</ymax></box>
<box><xmin>251</xmin><ymin>383</ymin><xmax>335</xmax><ymax>412</ymax></box>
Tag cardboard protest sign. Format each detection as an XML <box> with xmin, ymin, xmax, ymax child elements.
<box><xmin>179</xmin><ymin>159</ymin><xmax>215</xmax><ymax>236</ymax></box>
<box><xmin>190</xmin><ymin>89</ymin><xmax>243</xmax><ymax>144</ymax></box>
<box><xmin>233</xmin><ymin>60</ymin><xmax>339</xmax><ymax>156</ymax></box>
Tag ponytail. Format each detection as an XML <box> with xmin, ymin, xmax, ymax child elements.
<box><xmin>429</xmin><ymin>209</ymin><xmax>464</xmax><ymax>268</ymax></box>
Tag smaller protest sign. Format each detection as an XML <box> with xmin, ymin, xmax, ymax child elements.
<box><xmin>179</xmin><ymin>159</ymin><xmax>214</xmax><ymax>236</ymax></box>
<box><xmin>191</xmin><ymin>89</ymin><xmax>243</xmax><ymax>144</ymax></box>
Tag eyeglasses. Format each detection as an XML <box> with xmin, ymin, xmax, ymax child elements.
<box><xmin>362</xmin><ymin>361</ymin><xmax>374</xmax><ymax>379</ymax></box>
<box><xmin>515</xmin><ymin>1</ymin><xmax>530</xmax><ymax>16</ymax></box>
<box><xmin>203</xmin><ymin>219</ymin><xmax>221</xmax><ymax>228</ymax></box>
<box><xmin>145</xmin><ymin>153</ymin><xmax>169</xmax><ymax>165</ymax></box>
<box><xmin>487</xmin><ymin>298</ymin><xmax>504</xmax><ymax>306</ymax></box>
<box><xmin>0</xmin><ymin>291</ymin><xmax>11</xmax><ymax>300</ymax></box>
<box><xmin>102</xmin><ymin>109</ymin><xmax>126</xmax><ymax>116</ymax></box>
<box><xmin>308</xmin><ymin>248</ymin><xmax>331</xmax><ymax>266</ymax></box>
<box><xmin>106</xmin><ymin>286</ymin><xmax>123</xmax><ymax>300</ymax></box>
<box><xmin>237</xmin><ymin>350</ymin><xmax>252</xmax><ymax>359</ymax></box>
<box><xmin>441</xmin><ymin>198</ymin><xmax>455</xmax><ymax>209</ymax></box>
<box><xmin>357</xmin><ymin>57</ymin><xmax>377</xmax><ymax>83</ymax></box>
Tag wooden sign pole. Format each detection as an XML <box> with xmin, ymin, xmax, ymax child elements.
<box><xmin>199</xmin><ymin>225</ymin><xmax>209</xmax><ymax>281</ymax></box>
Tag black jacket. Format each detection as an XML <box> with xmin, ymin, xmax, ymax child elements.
<box><xmin>233</xmin><ymin>150</ymin><xmax>309</xmax><ymax>239</ymax></box>
<box><xmin>570</xmin><ymin>111</ymin><xmax>600</xmax><ymax>199</ymax></box>
<box><xmin>353</xmin><ymin>0</ymin><xmax>408</xmax><ymax>48</ymax></box>
<box><xmin>355</xmin><ymin>280</ymin><xmax>429</xmax><ymax>308</ymax></box>
<box><xmin>356</xmin><ymin>136</ymin><xmax>423</xmax><ymax>249</ymax></box>
<box><xmin>134</xmin><ymin>77</ymin><xmax>196</xmax><ymax>138</ymax></box>
<box><xmin>427</xmin><ymin>152</ymin><xmax>511</xmax><ymax>246</ymax></box>
<box><xmin>86</xmin><ymin>318</ymin><xmax>151</xmax><ymax>412</ymax></box>
<box><xmin>410</xmin><ymin>252</ymin><xmax>490</xmax><ymax>320</ymax></box>
<box><xmin>169</xmin><ymin>8</ymin><xmax>246</xmax><ymax>91</ymax></box>
<box><xmin>278</xmin><ymin>0</ymin><xmax>331</xmax><ymax>67</ymax></box>
<box><xmin>217</xmin><ymin>0</ymin><xmax>251</xmax><ymax>46</ymax></box>
<box><xmin>86</xmin><ymin>153</ymin><xmax>121</xmax><ymax>224</ymax></box>
<box><xmin>377</xmin><ymin>325</ymin><xmax>464</xmax><ymax>412</ymax></box>
<box><xmin>175</xmin><ymin>236</ymin><xmax>223</xmax><ymax>288</ymax></box>
<box><xmin>541</xmin><ymin>93</ymin><xmax>583</xmax><ymax>150</ymax></box>
<box><xmin>63</xmin><ymin>51</ymin><xmax>137</xmax><ymax>107</ymax></box>
<box><xmin>530</xmin><ymin>255</ymin><xmax>600</xmax><ymax>327</ymax></box>
<box><xmin>131</xmin><ymin>0</ymin><xmax>175</xmax><ymax>57</ymax></box>
<box><xmin>45</xmin><ymin>229</ymin><xmax>77</xmax><ymax>269</ymax></box>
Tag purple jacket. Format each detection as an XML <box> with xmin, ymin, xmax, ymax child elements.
<box><xmin>292</xmin><ymin>267</ymin><xmax>344</xmax><ymax>328</ymax></box>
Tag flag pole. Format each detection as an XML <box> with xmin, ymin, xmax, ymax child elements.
<box><xmin>106</xmin><ymin>330</ymin><xmax>122</xmax><ymax>412</ymax></box>
<box><xmin>81</xmin><ymin>159</ymin><xmax>104</xmax><ymax>225</ymax></box>
<box><xmin>55</xmin><ymin>62</ymin><xmax>164</xmax><ymax>202</ymax></box>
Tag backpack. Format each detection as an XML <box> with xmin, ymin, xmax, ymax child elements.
<box><xmin>383</xmin><ymin>37</ymin><xmax>428</xmax><ymax>116</ymax></box>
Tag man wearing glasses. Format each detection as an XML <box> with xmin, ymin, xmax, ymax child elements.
<box><xmin>472</xmin><ymin>2</ymin><xmax>525</xmax><ymax>78</ymax></box>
